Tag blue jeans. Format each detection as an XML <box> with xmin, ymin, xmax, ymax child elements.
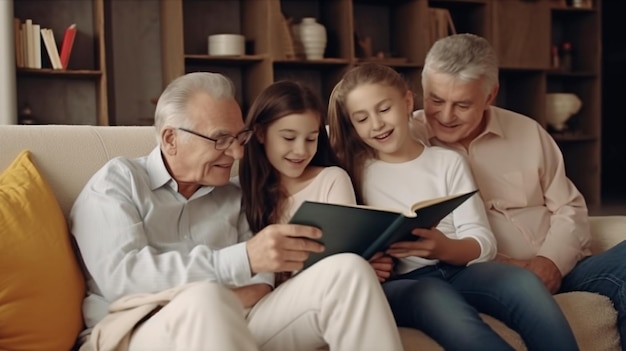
<box><xmin>383</xmin><ymin>261</ymin><xmax>578</xmax><ymax>351</ymax></box>
<box><xmin>560</xmin><ymin>239</ymin><xmax>626</xmax><ymax>350</ymax></box>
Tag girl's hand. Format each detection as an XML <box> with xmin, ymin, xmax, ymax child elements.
<box><xmin>231</xmin><ymin>284</ymin><xmax>272</xmax><ymax>308</ymax></box>
<box><xmin>386</xmin><ymin>227</ymin><xmax>448</xmax><ymax>259</ymax></box>
<box><xmin>369</xmin><ymin>252</ymin><xmax>394</xmax><ymax>282</ymax></box>
<box><xmin>387</xmin><ymin>227</ymin><xmax>481</xmax><ymax>265</ymax></box>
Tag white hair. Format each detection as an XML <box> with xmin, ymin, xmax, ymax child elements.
<box><xmin>422</xmin><ymin>33</ymin><xmax>499</xmax><ymax>94</ymax></box>
<box><xmin>153</xmin><ymin>72</ymin><xmax>236</xmax><ymax>142</ymax></box>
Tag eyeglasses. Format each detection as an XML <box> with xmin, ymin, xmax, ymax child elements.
<box><xmin>177</xmin><ymin>127</ymin><xmax>253</xmax><ymax>150</ymax></box>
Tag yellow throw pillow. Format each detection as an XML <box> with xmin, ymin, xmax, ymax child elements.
<box><xmin>0</xmin><ymin>150</ymin><xmax>85</xmax><ymax>351</ymax></box>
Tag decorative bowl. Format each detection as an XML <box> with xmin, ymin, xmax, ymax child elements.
<box><xmin>545</xmin><ymin>93</ymin><xmax>582</xmax><ymax>131</ymax></box>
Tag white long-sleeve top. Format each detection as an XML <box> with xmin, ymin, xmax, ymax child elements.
<box><xmin>362</xmin><ymin>145</ymin><xmax>497</xmax><ymax>274</ymax></box>
<box><xmin>70</xmin><ymin>147</ymin><xmax>272</xmax><ymax>329</ymax></box>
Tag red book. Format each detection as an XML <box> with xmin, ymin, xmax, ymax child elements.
<box><xmin>59</xmin><ymin>24</ymin><xmax>76</xmax><ymax>70</ymax></box>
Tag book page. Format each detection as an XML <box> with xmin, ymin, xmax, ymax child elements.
<box><xmin>409</xmin><ymin>190</ymin><xmax>478</xmax><ymax>213</ymax></box>
<box><xmin>310</xmin><ymin>202</ymin><xmax>406</xmax><ymax>216</ymax></box>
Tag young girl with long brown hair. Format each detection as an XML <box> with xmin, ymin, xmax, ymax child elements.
<box><xmin>239</xmin><ymin>81</ymin><xmax>356</xmax><ymax>286</ymax></box>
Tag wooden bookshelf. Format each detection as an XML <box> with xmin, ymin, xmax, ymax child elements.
<box><xmin>156</xmin><ymin>0</ymin><xmax>600</xmax><ymax>205</ymax></box>
<box><xmin>13</xmin><ymin>0</ymin><xmax>108</xmax><ymax>125</ymax></box>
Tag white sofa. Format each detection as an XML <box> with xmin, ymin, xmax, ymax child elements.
<box><xmin>0</xmin><ymin>125</ymin><xmax>623</xmax><ymax>350</ymax></box>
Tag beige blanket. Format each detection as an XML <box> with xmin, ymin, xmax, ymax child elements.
<box><xmin>80</xmin><ymin>284</ymin><xmax>196</xmax><ymax>351</ymax></box>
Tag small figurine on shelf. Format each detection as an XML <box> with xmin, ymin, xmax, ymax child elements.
<box><xmin>551</xmin><ymin>45</ymin><xmax>560</xmax><ymax>69</ymax></box>
<box><xmin>355</xmin><ymin>32</ymin><xmax>373</xmax><ymax>59</ymax></box>
<box><xmin>18</xmin><ymin>104</ymin><xmax>37</xmax><ymax>125</ymax></box>
<box><xmin>560</xmin><ymin>42</ymin><xmax>573</xmax><ymax>71</ymax></box>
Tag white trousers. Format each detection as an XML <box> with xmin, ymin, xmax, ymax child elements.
<box><xmin>127</xmin><ymin>253</ymin><xmax>404</xmax><ymax>351</ymax></box>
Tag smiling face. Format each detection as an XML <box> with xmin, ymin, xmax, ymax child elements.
<box><xmin>422</xmin><ymin>71</ymin><xmax>497</xmax><ymax>148</ymax></box>
<box><xmin>343</xmin><ymin>83</ymin><xmax>418</xmax><ymax>163</ymax></box>
<box><xmin>262</xmin><ymin>111</ymin><xmax>321</xmax><ymax>181</ymax></box>
<box><xmin>162</xmin><ymin>92</ymin><xmax>244</xmax><ymax>194</ymax></box>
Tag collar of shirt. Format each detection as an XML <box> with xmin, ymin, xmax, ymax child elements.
<box><xmin>413</xmin><ymin>107</ymin><xmax>507</xmax><ymax>151</ymax></box>
<box><xmin>146</xmin><ymin>146</ymin><xmax>215</xmax><ymax>198</ymax></box>
<box><xmin>481</xmin><ymin>106</ymin><xmax>505</xmax><ymax>139</ymax></box>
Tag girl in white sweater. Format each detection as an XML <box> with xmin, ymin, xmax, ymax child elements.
<box><xmin>327</xmin><ymin>63</ymin><xmax>578</xmax><ymax>351</ymax></box>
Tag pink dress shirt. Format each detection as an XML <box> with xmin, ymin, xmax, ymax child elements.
<box><xmin>410</xmin><ymin>106</ymin><xmax>591</xmax><ymax>276</ymax></box>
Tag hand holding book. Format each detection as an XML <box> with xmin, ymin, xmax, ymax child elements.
<box><xmin>245</xmin><ymin>223</ymin><xmax>325</xmax><ymax>275</ymax></box>
<box><xmin>289</xmin><ymin>190</ymin><xmax>479</xmax><ymax>270</ymax></box>
<box><xmin>369</xmin><ymin>252</ymin><xmax>394</xmax><ymax>282</ymax></box>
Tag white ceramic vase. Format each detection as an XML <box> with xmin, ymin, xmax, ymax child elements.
<box><xmin>545</xmin><ymin>93</ymin><xmax>582</xmax><ymax>131</ymax></box>
<box><xmin>298</xmin><ymin>17</ymin><xmax>326</xmax><ymax>60</ymax></box>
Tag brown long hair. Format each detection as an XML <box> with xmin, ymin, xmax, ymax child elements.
<box><xmin>239</xmin><ymin>80</ymin><xmax>337</xmax><ymax>233</ymax></box>
<box><xmin>327</xmin><ymin>63</ymin><xmax>412</xmax><ymax>204</ymax></box>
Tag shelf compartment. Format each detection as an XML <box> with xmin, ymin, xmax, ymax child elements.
<box><xmin>353</xmin><ymin>0</ymin><xmax>426</xmax><ymax>64</ymax></box>
<box><xmin>429</xmin><ymin>0</ymin><xmax>489</xmax><ymax>38</ymax></box>
<box><xmin>185</xmin><ymin>54</ymin><xmax>267</xmax><ymax>65</ymax></box>
<box><xmin>273</xmin><ymin>58</ymin><xmax>351</xmax><ymax>66</ymax></box>
<box><xmin>497</xmin><ymin>70</ymin><xmax>545</xmax><ymax>125</ymax></box>
<box><xmin>551</xmin><ymin>5</ymin><xmax>597</xmax><ymax>12</ymax></box>
<box><xmin>280</xmin><ymin>0</ymin><xmax>353</xmax><ymax>60</ymax></box>
<box><xmin>546</xmin><ymin>70</ymin><xmax>597</xmax><ymax>78</ymax></box>
<box><xmin>551</xmin><ymin>7</ymin><xmax>601</xmax><ymax>73</ymax></box>
<box><xmin>559</xmin><ymin>140</ymin><xmax>601</xmax><ymax>205</ymax></box>
<box><xmin>183</xmin><ymin>0</ymin><xmax>272</xmax><ymax>57</ymax></box>
<box><xmin>273</xmin><ymin>64</ymin><xmax>348</xmax><ymax>108</ymax></box>
<box><xmin>551</xmin><ymin>132</ymin><xmax>597</xmax><ymax>142</ymax></box>
<box><xmin>17</xmin><ymin>78</ymin><xmax>99</xmax><ymax>125</ymax></box>
<box><xmin>16</xmin><ymin>68</ymin><xmax>103</xmax><ymax>79</ymax></box>
<box><xmin>546</xmin><ymin>74</ymin><xmax>600</xmax><ymax>137</ymax></box>
<box><xmin>356</xmin><ymin>58</ymin><xmax>422</xmax><ymax>68</ymax></box>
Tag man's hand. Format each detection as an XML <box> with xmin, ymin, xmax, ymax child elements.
<box><xmin>527</xmin><ymin>256</ymin><xmax>562</xmax><ymax>293</ymax></box>
<box><xmin>369</xmin><ymin>252</ymin><xmax>394</xmax><ymax>282</ymax></box>
<box><xmin>496</xmin><ymin>254</ymin><xmax>562</xmax><ymax>293</ymax></box>
<box><xmin>494</xmin><ymin>254</ymin><xmax>530</xmax><ymax>268</ymax></box>
<box><xmin>246</xmin><ymin>224</ymin><xmax>325</xmax><ymax>274</ymax></box>
<box><xmin>231</xmin><ymin>284</ymin><xmax>272</xmax><ymax>308</ymax></box>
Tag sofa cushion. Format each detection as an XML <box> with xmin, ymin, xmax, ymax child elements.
<box><xmin>399</xmin><ymin>291</ymin><xmax>620</xmax><ymax>351</ymax></box>
<box><xmin>0</xmin><ymin>150</ymin><xmax>85</xmax><ymax>351</ymax></box>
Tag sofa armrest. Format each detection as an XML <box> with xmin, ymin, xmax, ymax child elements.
<box><xmin>589</xmin><ymin>216</ymin><xmax>626</xmax><ymax>254</ymax></box>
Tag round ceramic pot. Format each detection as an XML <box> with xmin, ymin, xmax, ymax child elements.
<box><xmin>545</xmin><ymin>93</ymin><xmax>582</xmax><ymax>131</ymax></box>
<box><xmin>208</xmin><ymin>34</ymin><xmax>245</xmax><ymax>56</ymax></box>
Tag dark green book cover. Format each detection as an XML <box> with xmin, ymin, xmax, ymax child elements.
<box><xmin>289</xmin><ymin>190</ymin><xmax>478</xmax><ymax>270</ymax></box>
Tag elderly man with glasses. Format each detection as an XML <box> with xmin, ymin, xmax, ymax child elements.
<box><xmin>70</xmin><ymin>72</ymin><xmax>403</xmax><ymax>351</ymax></box>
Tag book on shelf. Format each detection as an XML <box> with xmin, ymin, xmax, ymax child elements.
<box><xmin>59</xmin><ymin>24</ymin><xmax>77</xmax><ymax>70</ymax></box>
<box><xmin>289</xmin><ymin>189</ymin><xmax>478</xmax><ymax>270</ymax></box>
<box><xmin>32</xmin><ymin>23</ymin><xmax>41</xmax><ymax>69</ymax></box>
<box><xmin>40</xmin><ymin>28</ymin><xmax>62</xmax><ymax>70</ymax></box>
<box><xmin>13</xmin><ymin>18</ymin><xmax>24</xmax><ymax>68</ymax></box>
<box><xmin>428</xmin><ymin>8</ymin><xmax>456</xmax><ymax>45</ymax></box>
<box><xmin>22</xmin><ymin>19</ymin><xmax>34</xmax><ymax>68</ymax></box>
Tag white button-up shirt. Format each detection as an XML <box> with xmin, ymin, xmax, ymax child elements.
<box><xmin>71</xmin><ymin>147</ymin><xmax>272</xmax><ymax>329</ymax></box>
